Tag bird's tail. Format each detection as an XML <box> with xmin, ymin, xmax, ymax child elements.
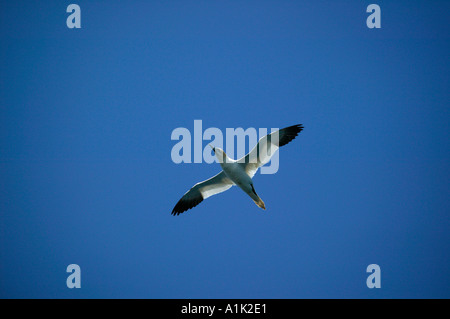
<box><xmin>253</xmin><ymin>197</ymin><xmax>266</xmax><ymax>210</ymax></box>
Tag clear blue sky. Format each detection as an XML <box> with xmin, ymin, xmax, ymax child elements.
<box><xmin>1</xmin><ymin>1</ymin><xmax>449</xmax><ymax>298</ymax></box>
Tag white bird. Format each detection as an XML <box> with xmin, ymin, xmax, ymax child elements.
<box><xmin>171</xmin><ymin>124</ymin><xmax>304</xmax><ymax>215</ymax></box>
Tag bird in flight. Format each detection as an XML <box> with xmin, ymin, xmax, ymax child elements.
<box><xmin>171</xmin><ymin>124</ymin><xmax>304</xmax><ymax>215</ymax></box>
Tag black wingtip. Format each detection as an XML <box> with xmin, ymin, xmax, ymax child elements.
<box><xmin>171</xmin><ymin>195</ymin><xmax>203</xmax><ymax>216</ymax></box>
<box><xmin>290</xmin><ymin>124</ymin><xmax>304</xmax><ymax>133</ymax></box>
<box><xmin>278</xmin><ymin>124</ymin><xmax>304</xmax><ymax>147</ymax></box>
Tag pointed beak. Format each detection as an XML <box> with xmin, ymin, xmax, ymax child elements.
<box><xmin>209</xmin><ymin>145</ymin><xmax>215</xmax><ymax>154</ymax></box>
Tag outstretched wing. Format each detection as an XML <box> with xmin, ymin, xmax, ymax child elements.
<box><xmin>171</xmin><ymin>171</ymin><xmax>234</xmax><ymax>215</ymax></box>
<box><xmin>239</xmin><ymin>124</ymin><xmax>304</xmax><ymax>178</ymax></box>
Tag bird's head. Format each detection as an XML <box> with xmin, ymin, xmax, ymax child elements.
<box><xmin>209</xmin><ymin>145</ymin><xmax>227</xmax><ymax>164</ymax></box>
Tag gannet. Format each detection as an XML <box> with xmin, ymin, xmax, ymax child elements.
<box><xmin>171</xmin><ymin>124</ymin><xmax>304</xmax><ymax>215</ymax></box>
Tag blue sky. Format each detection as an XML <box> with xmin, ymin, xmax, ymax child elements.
<box><xmin>1</xmin><ymin>1</ymin><xmax>449</xmax><ymax>298</ymax></box>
